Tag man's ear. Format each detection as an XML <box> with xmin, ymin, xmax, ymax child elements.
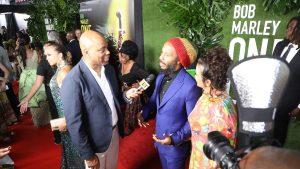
<box><xmin>82</xmin><ymin>48</ymin><xmax>88</xmax><ymax>55</ymax></box>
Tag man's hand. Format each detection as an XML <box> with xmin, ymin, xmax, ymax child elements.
<box><xmin>19</xmin><ymin>98</ymin><xmax>29</xmax><ymax>114</ymax></box>
<box><xmin>153</xmin><ymin>134</ymin><xmax>172</xmax><ymax>145</ymax></box>
<box><xmin>290</xmin><ymin>108</ymin><xmax>300</xmax><ymax>120</ymax></box>
<box><xmin>125</xmin><ymin>88</ymin><xmax>142</xmax><ymax>99</ymax></box>
<box><xmin>85</xmin><ymin>155</ymin><xmax>100</xmax><ymax>169</ymax></box>
<box><xmin>137</xmin><ymin>112</ymin><xmax>149</xmax><ymax>128</ymax></box>
<box><xmin>0</xmin><ymin>146</ymin><xmax>11</xmax><ymax>159</ymax></box>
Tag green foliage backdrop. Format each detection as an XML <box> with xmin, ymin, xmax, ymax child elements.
<box><xmin>27</xmin><ymin>0</ymin><xmax>79</xmax><ymax>41</ymax></box>
<box><xmin>159</xmin><ymin>0</ymin><xmax>244</xmax><ymax>55</ymax></box>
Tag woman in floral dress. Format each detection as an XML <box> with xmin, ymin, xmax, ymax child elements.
<box><xmin>188</xmin><ymin>47</ymin><xmax>237</xmax><ymax>169</ymax></box>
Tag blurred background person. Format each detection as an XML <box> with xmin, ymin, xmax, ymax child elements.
<box><xmin>66</xmin><ymin>31</ymin><xmax>82</xmax><ymax>66</ymax></box>
<box><xmin>188</xmin><ymin>47</ymin><xmax>236</xmax><ymax>169</ymax></box>
<box><xmin>0</xmin><ymin>63</ymin><xmax>14</xmax><ymax>142</ymax></box>
<box><xmin>75</xmin><ymin>29</ymin><xmax>82</xmax><ymax>40</ymax></box>
<box><xmin>0</xmin><ymin>38</ymin><xmax>20</xmax><ymax>122</ymax></box>
<box><xmin>272</xmin><ymin>16</ymin><xmax>300</xmax><ymax>146</ymax></box>
<box><xmin>19</xmin><ymin>30</ymin><xmax>62</xmax><ymax>144</ymax></box>
<box><xmin>18</xmin><ymin>36</ymin><xmax>51</xmax><ymax>127</ymax></box>
<box><xmin>119</xmin><ymin>40</ymin><xmax>150</xmax><ymax>135</ymax></box>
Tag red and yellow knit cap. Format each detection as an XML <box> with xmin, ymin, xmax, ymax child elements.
<box><xmin>167</xmin><ymin>37</ymin><xmax>197</xmax><ymax>68</ymax></box>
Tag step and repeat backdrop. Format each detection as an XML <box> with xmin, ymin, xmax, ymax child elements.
<box><xmin>221</xmin><ymin>0</ymin><xmax>298</xmax><ymax>61</ymax></box>
<box><xmin>78</xmin><ymin>0</ymin><xmax>144</xmax><ymax>66</ymax></box>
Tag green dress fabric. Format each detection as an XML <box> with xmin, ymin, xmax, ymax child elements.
<box><xmin>18</xmin><ymin>50</ymin><xmax>51</xmax><ymax>127</ymax></box>
<box><xmin>50</xmin><ymin>65</ymin><xmax>85</xmax><ymax>169</ymax></box>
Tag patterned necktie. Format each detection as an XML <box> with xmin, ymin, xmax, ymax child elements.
<box><xmin>281</xmin><ymin>44</ymin><xmax>293</xmax><ymax>60</ymax></box>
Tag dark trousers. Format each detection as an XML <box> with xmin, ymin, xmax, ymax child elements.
<box><xmin>45</xmin><ymin>85</ymin><xmax>61</xmax><ymax>143</ymax></box>
<box><xmin>158</xmin><ymin>152</ymin><xmax>187</xmax><ymax>169</ymax></box>
<box><xmin>5</xmin><ymin>83</ymin><xmax>20</xmax><ymax>120</ymax></box>
<box><xmin>273</xmin><ymin>106</ymin><xmax>292</xmax><ymax>147</ymax></box>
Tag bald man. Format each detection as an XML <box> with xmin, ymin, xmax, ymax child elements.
<box><xmin>61</xmin><ymin>30</ymin><xmax>139</xmax><ymax>169</ymax></box>
<box><xmin>239</xmin><ymin>146</ymin><xmax>300</xmax><ymax>169</ymax></box>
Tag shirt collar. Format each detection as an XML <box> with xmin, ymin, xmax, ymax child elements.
<box><xmin>288</xmin><ymin>43</ymin><xmax>299</xmax><ymax>49</ymax></box>
<box><xmin>83</xmin><ymin>60</ymin><xmax>105</xmax><ymax>78</ymax></box>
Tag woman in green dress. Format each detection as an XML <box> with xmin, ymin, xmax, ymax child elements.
<box><xmin>18</xmin><ymin>38</ymin><xmax>51</xmax><ymax>127</ymax></box>
<box><xmin>46</xmin><ymin>41</ymin><xmax>84</xmax><ymax>168</ymax></box>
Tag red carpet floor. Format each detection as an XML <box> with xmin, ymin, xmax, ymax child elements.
<box><xmin>7</xmin><ymin>113</ymin><xmax>162</xmax><ymax>169</ymax></box>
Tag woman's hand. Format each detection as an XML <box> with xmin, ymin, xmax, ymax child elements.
<box><xmin>0</xmin><ymin>146</ymin><xmax>11</xmax><ymax>159</ymax></box>
<box><xmin>58</xmin><ymin>118</ymin><xmax>67</xmax><ymax>132</ymax></box>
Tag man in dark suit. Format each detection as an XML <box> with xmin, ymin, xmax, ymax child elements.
<box><xmin>61</xmin><ymin>30</ymin><xmax>139</xmax><ymax>169</ymax></box>
<box><xmin>66</xmin><ymin>31</ymin><xmax>82</xmax><ymax>66</ymax></box>
<box><xmin>273</xmin><ymin>16</ymin><xmax>300</xmax><ymax>146</ymax></box>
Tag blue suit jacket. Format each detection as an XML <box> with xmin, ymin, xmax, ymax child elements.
<box><xmin>142</xmin><ymin>68</ymin><xmax>202</xmax><ymax>158</ymax></box>
<box><xmin>61</xmin><ymin>60</ymin><xmax>123</xmax><ymax>160</ymax></box>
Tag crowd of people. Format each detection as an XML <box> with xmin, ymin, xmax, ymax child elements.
<box><xmin>0</xmin><ymin>15</ymin><xmax>298</xmax><ymax>169</ymax></box>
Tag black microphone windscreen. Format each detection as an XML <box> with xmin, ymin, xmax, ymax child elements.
<box><xmin>145</xmin><ymin>74</ymin><xmax>155</xmax><ymax>83</ymax></box>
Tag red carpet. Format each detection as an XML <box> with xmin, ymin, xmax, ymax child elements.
<box><xmin>7</xmin><ymin>114</ymin><xmax>162</xmax><ymax>169</ymax></box>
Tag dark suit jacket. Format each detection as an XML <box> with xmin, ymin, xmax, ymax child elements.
<box><xmin>273</xmin><ymin>40</ymin><xmax>300</xmax><ymax>111</ymax></box>
<box><xmin>142</xmin><ymin>68</ymin><xmax>202</xmax><ymax>158</ymax></box>
<box><xmin>61</xmin><ymin>60</ymin><xmax>124</xmax><ymax>160</ymax></box>
<box><xmin>67</xmin><ymin>39</ymin><xmax>82</xmax><ymax>66</ymax></box>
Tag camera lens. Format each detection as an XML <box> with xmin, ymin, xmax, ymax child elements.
<box><xmin>203</xmin><ymin>131</ymin><xmax>238</xmax><ymax>169</ymax></box>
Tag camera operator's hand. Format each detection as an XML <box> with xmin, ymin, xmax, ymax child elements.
<box><xmin>153</xmin><ymin>134</ymin><xmax>172</xmax><ymax>145</ymax></box>
<box><xmin>137</xmin><ymin>112</ymin><xmax>149</xmax><ymax>128</ymax></box>
<box><xmin>290</xmin><ymin>107</ymin><xmax>300</xmax><ymax>120</ymax></box>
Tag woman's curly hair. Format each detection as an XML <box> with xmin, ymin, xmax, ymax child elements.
<box><xmin>197</xmin><ymin>46</ymin><xmax>232</xmax><ymax>91</ymax></box>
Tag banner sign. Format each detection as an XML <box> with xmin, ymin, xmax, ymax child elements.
<box><xmin>221</xmin><ymin>0</ymin><xmax>297</xmax><ymax>61</ymax></box>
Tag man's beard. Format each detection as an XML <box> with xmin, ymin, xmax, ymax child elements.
<box><xmin>161</xmin><ymin>63</ymin><xmax>178</xmax><ymax>76</ymax></box>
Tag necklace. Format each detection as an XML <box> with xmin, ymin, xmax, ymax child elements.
<box><xmin>58</xmin><ymin>61</ymin><xmax>67</xmax><ymax>69</ymax></box>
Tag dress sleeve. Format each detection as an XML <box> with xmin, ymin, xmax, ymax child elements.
<box><xmin>219</xmin><ymin>99</ymin><xmax>237</xmax><ymax>146</ymax></box>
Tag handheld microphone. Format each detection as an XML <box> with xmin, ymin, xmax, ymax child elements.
<box><xmin>137</xmin><ymin>74</ymin><xmax>155</xmax><ymax>92</ymax></box>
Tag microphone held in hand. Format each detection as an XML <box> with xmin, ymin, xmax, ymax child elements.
<box><xmin>137</xmin><ymin>74</ymin><xmax>155</xmax><ymax>92</ymax></box>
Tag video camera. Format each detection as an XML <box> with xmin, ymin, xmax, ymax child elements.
<box><xmin>203</xmin><ymin>56</ymin><xmax>290</xmax><ymax>169</ymax></box>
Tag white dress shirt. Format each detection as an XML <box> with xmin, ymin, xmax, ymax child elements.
<box><xmin>280</xmin><ymin>43</ymin><xmax>299</xmax><ymax>63</ymax></box>
<box><xmin>84</xmin><ymin>62</ymin><xmax>118</xmax><ymax>126</ymax></box>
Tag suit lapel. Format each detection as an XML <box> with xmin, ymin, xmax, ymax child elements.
<box><xmin>79</xmin><ymin>60</ymin><xmax>108</xmax><ymax>105</ymax></box>
<box><xmin>159</xmin><ymin>68</ymin><xmax>185</xmax><ymax>109</ymax></box>
<box><xmin>289</xmin><ymin>50</ymin><xmax>300</xmax><ymax>66</ymax></box>
<box><xmin>155</xmin><ymin>74</ymin><xmax>165</xmax><ymax>106</ymax></box>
